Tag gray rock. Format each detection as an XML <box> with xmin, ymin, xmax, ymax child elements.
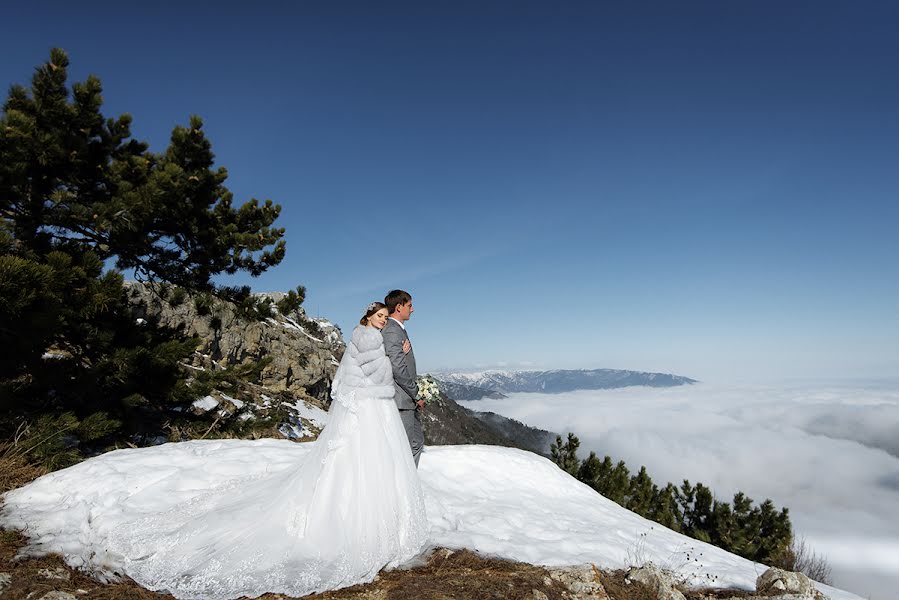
<box><xmin>626</xmin><ymin>562</ymin><xmax>686</xmax><ymax>600</ymax></box>
<box><xmin>546</xmin><ymin>564</ymin><xmax>609</xmax><ymax>599</ymax></box>
<box><xmin>756</xmin><ymin>568</ymin><xmax>828</xmax><ymax>599</ymax></box>
<box><xmin>0</xmin><ymin>572</ymin><xmax>11</xmax><ymax>592</ymax></box>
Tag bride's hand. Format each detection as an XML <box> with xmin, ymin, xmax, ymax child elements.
<box><xmin>402</xmin><ymin>339</ymin><xmax>411</xmax><ymax>354</ymax></box>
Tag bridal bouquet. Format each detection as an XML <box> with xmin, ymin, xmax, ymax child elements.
<box><xmin>416</xmin><ymin>375</ymin><xmax>442</xmax><ymax>405</ymax></box>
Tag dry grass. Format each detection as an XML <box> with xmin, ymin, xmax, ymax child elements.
<box><xmin>0</xmin><ymin>441</ymin><xmax>48</xmax><ymax>495</ymax></box>
<box><xmin>598</xmin><ymin>569</ymin><xmax>657</xmax><ymax>600</ymax></box>
<box><xmin>325</xmin><ymin>548</ymin><xmax>573</xmax><ymax>600</ymax></box>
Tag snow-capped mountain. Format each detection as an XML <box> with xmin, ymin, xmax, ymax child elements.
<box><xmin>437</xmin><ymin>380</ymin><xmax>508</xmax><ymax>401</ymax></box>
<box><xmin>435</xmin><ymin>368</ymin><xmax>697</xmax><ymax>398</ymax></box>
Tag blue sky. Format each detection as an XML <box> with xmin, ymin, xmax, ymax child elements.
<box><xmin>3</xmin><ymin>1</ymin><xmax>897</xmax><ymax>379</ymax></box>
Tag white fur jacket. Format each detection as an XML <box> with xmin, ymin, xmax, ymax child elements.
<box><xmin>330</xmin><ymin>325</ymin><xmax>396</xmax><ymax>404</ymax></box>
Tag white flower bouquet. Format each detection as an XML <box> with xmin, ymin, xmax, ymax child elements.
<box><xmin>416</xmin><ymin>375</ymin><xmax>441</xmax><ymax>406</ymax></box>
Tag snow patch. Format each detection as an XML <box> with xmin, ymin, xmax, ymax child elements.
<box><xmin>191</xmin><ymin>396</ymin><xmax>219</xmax><ymax>412</ymax></box>
<box><xmin>282</xmin><ymin>400</ymin><xmax>329</xmax><ymax>429</ymax></box>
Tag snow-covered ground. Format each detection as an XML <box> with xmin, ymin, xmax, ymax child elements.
<box><xmin>1</xmin><ymin>440</ymin><xmax>859</xmax><ymax>599</ymax></box>
<box><xmin>459</xmin><ymin>381</ymin><xmax>899</xmax><ymax>599</ymax></box>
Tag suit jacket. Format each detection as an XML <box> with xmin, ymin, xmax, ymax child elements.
<box><xmin>381</xmin><ymin>318</ymin><xmax>418</xmax><ymax>410</ymax></box>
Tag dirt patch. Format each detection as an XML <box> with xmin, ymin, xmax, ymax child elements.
<box><xmin>303</xmin><ymin>549</ymin><xmax>573</xmax><ymax>600</ymax></box>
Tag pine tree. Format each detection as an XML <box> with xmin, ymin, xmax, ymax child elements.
<box><xmin>649</xmin><ymin>483</ymin><xmax>682</xmax><ymax>531</ymax></box>
<box><xmin>756</xmin><ymin>499</ymin><xmax>792</xmax><ymax>562</ymax></box>
<box><xmin>550</xmin><ymin>433</ymin><xmax>581</xmax><ymax>476</ymax></box>
<box><xmin>730</xmin><ymin>491</ymin><xmax>760</xmax><ymax>558</ymax></box>
<box><xmin>276</xmin><ymin>285</ymin><xmax>307</xmax><ymax>316</ymax></box>
<box><xmin>575</xmin><ymin>452</ymin><xmax>630</xmax><ymax>504</ymax></box>
<box><xmin>709</xmin><ymin>501</ymin><xmax>736</xmax><ymax>552</ymax></box>
<box><xmin>0</xmin><ymin>49</ymin><xmax>292</xmax><ymax>464</ymax></box>
<box><xmin>626</xmin><ymin>466</ymin><xmax>657</xmax><ymax>515</ymax></box>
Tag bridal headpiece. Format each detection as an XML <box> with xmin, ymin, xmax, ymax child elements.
<box><xmin>366</xmin><ymin>302</ymin><xmax>379</xmax><ymax>313</ymax></box>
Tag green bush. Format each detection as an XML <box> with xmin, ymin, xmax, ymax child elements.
<box><xmin>276</xmin><ymin>285</ymin><xmax>306</xmax><ymax>315</ymax></box>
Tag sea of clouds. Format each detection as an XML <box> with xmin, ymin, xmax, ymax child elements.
<box><xmin>459</xmin><ymin>381</ymin><xmax>899</xmax><ymax>600</ymax></box>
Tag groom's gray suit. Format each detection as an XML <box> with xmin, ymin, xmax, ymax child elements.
<box><xmin>381</xmin><ymin>318</ymin><xmax>423</xmax><ymax>467</ymax></box>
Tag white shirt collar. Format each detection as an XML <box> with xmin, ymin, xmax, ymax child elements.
<box><xmin>389</xmin><ymin>316</ymin><xmax>406</xmax><ymax>330</ymax></box>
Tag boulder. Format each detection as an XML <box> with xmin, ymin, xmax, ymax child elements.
<box><xmin>756</xmin><ymin>567</ymin><xmax>828</xmax><ymax>599</ymax></box>
<box><xmin>625</xmin><ymin>562</ymin><xmax>686</xmax><ymax>600</ymax></box>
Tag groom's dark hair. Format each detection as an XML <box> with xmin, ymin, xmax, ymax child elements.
<box><xmin>385</xmin><ymin>289</ymin><xmax>412</xmax><ymax>314</ymax></box>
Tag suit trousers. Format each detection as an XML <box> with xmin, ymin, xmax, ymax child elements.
<box><xmin>398</xmin><ymin>407</ymin><xmax>424</xmax><ymax>467</ymax></box>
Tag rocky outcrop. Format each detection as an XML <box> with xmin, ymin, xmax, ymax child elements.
<box><xmin>125</xmin><ymin>281</ymin><xmax>343</xmax><ymax>404</ymax></box>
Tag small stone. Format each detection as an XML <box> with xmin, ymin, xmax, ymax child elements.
<box><xmin>38</xmin><ymin>593</ymin><xmax>78</xmax><ymax>600</ymax></box>
<box><xmin>0</xmin><ymin>572</ymin><xmax>11</xmax><ymax>591</ymax></box>
<box><xmin>37</xmin><ymin>567</ymin><xmax>70</xmax><ymax>581</ymax></box>
<box><xmin>543</xmin><ymin>576</ymin><xmax>553</xmax><ymax>587</ymax></box>
<box><xmin>530</xmin><ymin>590</ymin><xmax>549</xmax><ymax>600</ymax></box>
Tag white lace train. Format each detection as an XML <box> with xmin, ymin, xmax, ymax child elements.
<box><xmin>105</xmin><ymin>328</ymin><xmax>429</xmax><ymax>599</ymax></box>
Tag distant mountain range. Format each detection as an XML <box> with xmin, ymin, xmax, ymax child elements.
<box><xmin>434</xmin><ymin>368</ymin><xmax>697</xmax><ymax>400</ymax></box>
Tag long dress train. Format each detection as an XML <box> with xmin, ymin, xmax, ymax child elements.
<box><xmin>103</xmin><ymin>324</ymin><xmax>429</xmax><ymax>599</ymax></box>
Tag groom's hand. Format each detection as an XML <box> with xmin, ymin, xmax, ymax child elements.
<box><xmin>417</xmin><ymin>399</ymin><xmax>425</xmax><ymax>409</ymax></box>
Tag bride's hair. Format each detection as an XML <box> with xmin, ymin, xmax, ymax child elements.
<box><xmin>359</xmin><ymin>302</ymin><xmax>387</xmax><ymax>325</ymax></box>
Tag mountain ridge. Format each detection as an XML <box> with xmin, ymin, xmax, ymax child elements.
<box><xmin>434</xmin><ymin>368</ymin><xmax>697</xmax><ymax>399</ymax></box>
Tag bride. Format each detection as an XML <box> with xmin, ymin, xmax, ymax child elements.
<box><xmin>104</xmin><ymin>302</ymin><xmax>429</xmax><ymax>599</ymax></box>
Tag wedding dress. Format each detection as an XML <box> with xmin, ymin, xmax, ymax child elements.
<box><xmin>105</xmin><ymin>324</ymin><xmax>429</xmax><ymax>599</ymax></box>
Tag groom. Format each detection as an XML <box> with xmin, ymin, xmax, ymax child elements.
<box><xmin>382</xmin><ymin>289</ymin><xmax>424</xmax><ymax>467</ymax></box>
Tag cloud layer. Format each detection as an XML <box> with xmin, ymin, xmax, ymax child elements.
<box><xmin>459</xmin><ymin>382</ymin><xmax>899</xmax><ymax>600</ymax></box>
